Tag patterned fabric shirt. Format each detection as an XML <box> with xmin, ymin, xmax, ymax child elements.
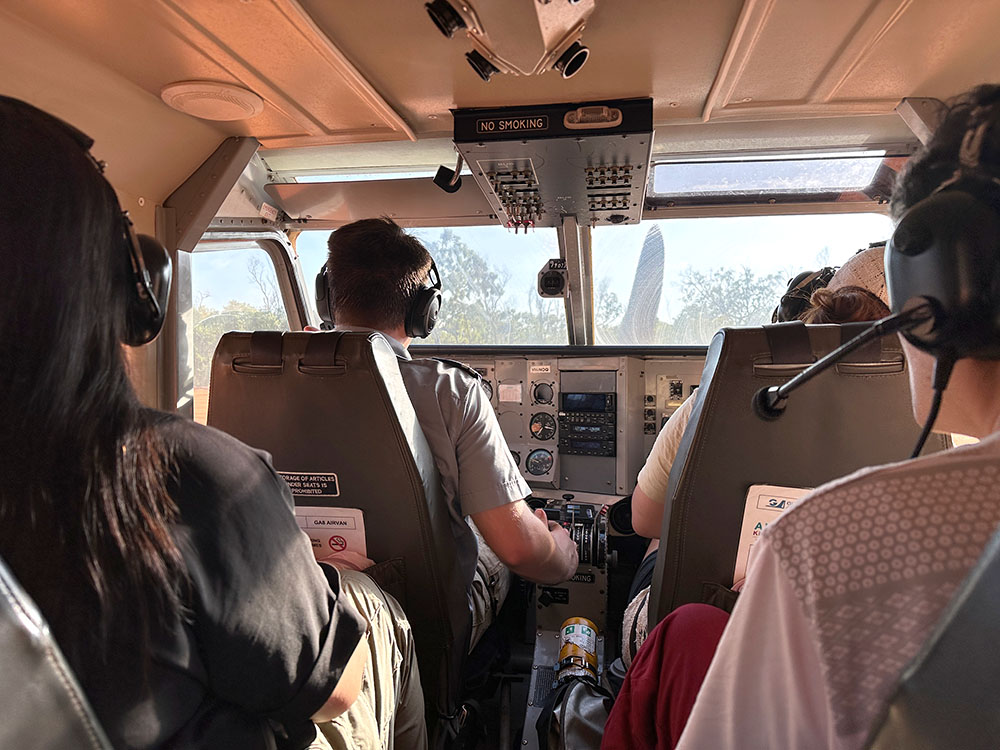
<box><xmin>677</xmin><ymin>433</ymin><xmax>1000</xmax><ymax>750</ymax></box>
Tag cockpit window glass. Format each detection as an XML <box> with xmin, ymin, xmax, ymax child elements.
<box><xmin>651</xmin><ymin>155</ymin><xmax>886</xmax><ymax>196</ymax></box>
<box><xmin>296</xmin><ymin>227</ymin><xmax>568</xmax><ymax>345</ymax></box>
<box><xmin>190</xmin><ymin>243</ymin><xmax>289</xmax><ymax>423</ymax></box>
<box><xmin>591</xmin><ymin>213</ymin><xmax>894</xmax><ymax>346</ymax></box>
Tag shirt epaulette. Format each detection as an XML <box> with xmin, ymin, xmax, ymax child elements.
<box><xmin>432</xmin><ymin>357</ymin><xmax>482</xmax><ymax>381</ymax></box>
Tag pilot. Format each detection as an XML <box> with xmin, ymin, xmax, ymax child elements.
<box><xmin>321</xmin><ymin>217</ymin><xmax>579</xmax><ymax>648</ymax></box>
<box><xmin>676</xmin><ymin>83</ymin><xmax>1000</xmax><ymax>748</ymax></box>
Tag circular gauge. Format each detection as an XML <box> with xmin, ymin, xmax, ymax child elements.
<box><xmin>529</xmin><ymin>412</ymin><xmax>557</xmax><ymax>440</ymax></box>
<box><xmin>526</xmin><ymin>449</ymin><xmax>554</xmax><ymax>476</ymax></box>
<box><xmin>481</xmin><ymin>379</ymin><xmax>494</xmax><ymax>401</ymax></box>
<box><xmin>533</xmin><ymin>382</ymin><xmax>554</xmax><ymax>404</ymax></box>
<box><xmin>510</xmin><ymin>450</ymin><xmax>521</xmax><ymax>467</ymax></box>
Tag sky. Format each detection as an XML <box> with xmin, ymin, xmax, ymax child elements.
<box><xmin>193</xmin><ymin>212</ymin><xmax>894</xmax><ymax>334</ymax></box>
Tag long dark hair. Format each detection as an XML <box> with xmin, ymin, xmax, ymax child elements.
<box><xmin>0</xmin><ymin>98</ymin><xmax>184</xmax><ymax>664</ymax></box>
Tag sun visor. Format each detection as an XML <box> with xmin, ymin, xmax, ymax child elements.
<box><xmin>264</xmin><ymin>177</ymin><xmax>495</xmax><ymax>228</ymax></box>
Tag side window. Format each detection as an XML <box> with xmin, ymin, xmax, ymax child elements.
<box><xmin>189</xmin><ymin>244</ymin><xmax>290</xmax><ymax>424</ymax></box>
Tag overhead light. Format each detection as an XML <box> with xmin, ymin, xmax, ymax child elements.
<box><xmin>160</xmin><ymin>81</ymin><xmax>265</xmax><ymax>121</ymax></box>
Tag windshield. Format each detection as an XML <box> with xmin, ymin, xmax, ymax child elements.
<box><xmin>592</xmin><ymin>212</ymin><xmax>894</xmax><ymax>346</ymax></box>
<box><xmin>296</xmin><ymin>226</ymin><xmax>567</xmax><ymax>345</ymax></box>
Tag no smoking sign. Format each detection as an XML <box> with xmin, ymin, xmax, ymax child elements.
<box><xmin>328</xmin><ymin>535</ymin><xmax>347</xmax><ymax>553</ymax></box>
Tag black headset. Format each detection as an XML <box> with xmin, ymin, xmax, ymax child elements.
<box><xmin>1</xmin><ymin>95</ymin><xmax>172</xmax><ymax>347</ymax></box>
<box><xmin>886</xmin><ymin>118</ymin><xmax>1000</xmax><ymax>361</ymax></box>
<box><xmin>315</xmin><ymin>259</ymin><xmax>443</xmax><ymax>338</ymax></box>
<box><xmin>772</xmin><ymin>266</ymin><xmax>838</xmax><ymax>323</ymax></box>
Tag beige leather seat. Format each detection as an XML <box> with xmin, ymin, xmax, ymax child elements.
<box><xmin>208</xmin><ymin>330</ymin><xmax>476</xmax><ymax>741</ymax></box>
<box><xmin>649</xmin><ymin>321</ymin><xmax>950</xmax><ymax>623</ymax></box>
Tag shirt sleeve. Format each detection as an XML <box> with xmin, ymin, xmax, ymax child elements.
<box><xmin>175</xmin><ymin>431</ymin><xmax>367</xmax><ymax>725</ymax></box>
<box><xmin>675</xmin><ymin>538</ymin><xmax>835</xmax><ymax>750</ymax></box>
<box><xmin>636</xmin><ymin>394</ymin><xmax>695</xmax><ymax>502</ymax></box>
<box><xmin>453</xmin><ymin>377</ymin><xmax>531</xmax><ymax>516</ymax></box>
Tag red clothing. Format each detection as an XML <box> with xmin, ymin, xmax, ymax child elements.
<box><xmin>603</xmin><ymin>604</ymin><xmax>729</xmax><ymax>750</ymax></box>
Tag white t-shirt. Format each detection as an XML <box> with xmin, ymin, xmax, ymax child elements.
<box><xmin>637</xmin><ymin>394</ymin><xmax>696</xmax><ymax>502</ymax></box>
<box><xmin>677</xmin><ymin>433</ymin><xmax>1000</xmax><ymax>750</ymax></box>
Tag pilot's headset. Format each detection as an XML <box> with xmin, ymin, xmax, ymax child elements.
<box><xmin>315</xmin><ymin>259</ymin><xmax>443</xmax><ymax>338</ymax></box>
<box><xmin>772</xmin><ymin>266</ymin><xmax>838</xmax><ymax>322</ymax></box>
<box><xmin>0</xmin><ymin>95</ymin><xmax>172</xmax><ymax>346</ymax></box>
<box><xmin>886</xmin><ymin>110</ymin><xmax>1000</xmax><ymax>364</ymax></box>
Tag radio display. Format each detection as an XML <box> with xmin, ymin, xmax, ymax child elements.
<box><xmin>570</xmin><ymin>439</ymin><xmax>604</xmax><ymax>451</ymax></box>
<box><xmin>561</xmin><ymin>392</ymin><xmax>608</xmax><ymax>412</ymax></box>
<box><xmin>569</xmin><ymin>424</ymin><xmax>603</xmax><ymax>434</ymax></box>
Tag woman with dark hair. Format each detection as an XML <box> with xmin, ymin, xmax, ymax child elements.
<box><xmin>0</xmin><ymin>96</ymin><xmax>424</xmax><ymax>749</ymax></box>
<box><xmin>673</xmin><ymin>83</ymin><xmax>1000</xmax><ymax>749</ymax></box>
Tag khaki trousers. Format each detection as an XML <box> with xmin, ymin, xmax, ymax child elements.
<box><xmin>312</xmin><ymin>570</ymin><xmax>427</xmax><ymax>750</ymax></box>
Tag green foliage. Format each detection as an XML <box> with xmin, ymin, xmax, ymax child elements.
<box><xmin>420</xmin><ymin>229</ymin><xmax>566</xmax><ymax>346</ymax></box>
<box><xmin>670</xmin><ymin>266</ymin><xmax>786</xmax><ymax>343</ymax></box>
<box><xmin>191</xmin><ymin>258</ymin><xmax>288</xmax><ymax>387</ymax></box>
<box><xmin>596</xmin><ymin>265</ymin><xmax>786</xmax><ymax>345</ymax></box>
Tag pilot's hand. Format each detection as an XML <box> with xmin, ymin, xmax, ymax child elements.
<box><xmin>534</xmin><ymin>508</ymin><xmax>579</xmax><ymax>582</ymax></box>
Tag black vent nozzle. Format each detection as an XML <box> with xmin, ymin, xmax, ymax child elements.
<box><xmin>466</xmin><ymin>49</ymin><xmax>500</xmax><ymax>82</ymax></box>
<box><xmin>425</xmin><ymin>0</ymin><xmax>466</xmax><ymax>38</ymax></box>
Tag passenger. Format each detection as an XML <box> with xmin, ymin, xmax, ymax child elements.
<box><xmin>0</xmin><ymin>96</ymin><xmax>424</xmax><ymax>750</ymax></box>
<box><xmin>322</xmin><ymin>218</ymin><xmax>578</xmax><ymax>648</ymax></box>
<box><xmin>675</xmin><ymin>83</ymin><xmax>1000</xmax><ymax>748</ymax></box>
<box><xmin>622</xmin><ymin>252</ymin><xmax>890</xmax><ymax>667</ymax></box>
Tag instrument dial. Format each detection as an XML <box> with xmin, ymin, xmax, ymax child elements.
<box><xmin>481</xmin><ymin>379</ymin><xmax>494</xmax><ymax>401</ymax></box>
<box><xmin>510</xmin><ymin>450</ymin><xmax>521</xmax><ymax>467</ymax></box>
<box><xmin>529</xmin><ymin>412</ymin><xmax>557</xmax><ymax>440</ymax></box>
<box><xmin>532</xmin><ymin>382</ymin><xmax>554</xmax><ymax>404</ymax></box>
<box><xmin>526</xmin><ymin>449</ymin><xmax>554</xmax><ymax>476</ymax></box>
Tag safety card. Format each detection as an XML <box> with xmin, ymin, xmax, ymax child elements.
<box><xmin>296</xmin><ymin>506</ymin><xmax>367</xmax><ymax>560</ymax></box>
<box><xmin>733</xmin><ymin>484</ymin><xmax>811</xmax><ymax>584</ymax></box>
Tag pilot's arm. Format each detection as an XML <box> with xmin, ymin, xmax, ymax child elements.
<box><xmin>448</xmin><ymin>368</ymin><xmax>578</xmax><ymax>585</ymax></box>
<box><xmin>472</xmin><ymin>501</ymin><xmax>578</xmax><ymax>585</ymax></box>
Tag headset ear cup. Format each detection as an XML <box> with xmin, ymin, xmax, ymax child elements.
<box><xmin>406</xmin><ymin>287</ymin><xmax>442</xmax><ymax>338</ymax></box>
<box><xmin>888</xmin><ymin>184</ymin><xmax>1000</xmax><ymax>359</ymax></box>
<box><xmin>315</xmin><ymin>266</ymin><xmax>334</xmax><ymax>327</ymax></box>
<box><xmin>124</xmin><ymin>234</ymin><xmax>171</xmax><ymax>346</ymax></box>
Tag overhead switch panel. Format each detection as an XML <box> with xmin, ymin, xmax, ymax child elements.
<box><xmin>452</xmin><ymin>98</ymin><xmax>653</xmax><ymax>231</ymax></box>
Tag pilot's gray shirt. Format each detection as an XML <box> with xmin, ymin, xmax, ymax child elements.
<box><xmin>338</xmin><ymin>327</ymin><xmax>529</xmax><ymax>518</ymax></box>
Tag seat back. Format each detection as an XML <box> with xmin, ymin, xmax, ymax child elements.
<box><xmin>865</xmin><ymin>522</ymin><xmax>1000</xmax><ymax>750</ymax></box>
<box><xmin>0</xmin><ymin>555</ymin><xmax>111</xmax><ymax>750</ymax></box>
<box><xmin>650</xmin><ymin>322</ymin><xmax>950</xmax><ymax>623</ymax></box>
<box><xmin>208</xmin><ymin>330</ymin><xmax>472</xmax><ymax>727</ymax></box>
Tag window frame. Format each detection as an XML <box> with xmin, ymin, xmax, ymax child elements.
<box><xmin>176</xmin><ymin>227</ymin><xmax>306</xmax><ymax>417</ymax></box>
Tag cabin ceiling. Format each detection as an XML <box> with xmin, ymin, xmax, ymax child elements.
<box><xmin>4</xmin><ymin>0</ymin><xmax>1000</xmax><ymax>170</ymax></box>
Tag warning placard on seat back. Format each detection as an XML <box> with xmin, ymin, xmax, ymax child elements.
<box><xmin>296</xmin><ymin>506</ymin><xmax>367</xmax><ymax>559</ymax></box>
<box><xmin>279</xmin><ymin>471</ymin><xmax>340</xmax><ymax>497</ymax></box>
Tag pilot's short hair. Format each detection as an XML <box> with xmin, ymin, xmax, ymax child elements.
<box><xmin>891</xmin><ymin>84</ymin><xmax>1000</xmax><ymax>220</ymax></box>
<box><xmin>326</xmin><ymin>217</ymin><xmax>432</xmax><ymax>330</ymax></box>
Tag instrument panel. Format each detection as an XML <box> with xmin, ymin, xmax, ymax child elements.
<box><xmin>414</xmin><ymin>348</ymin><xmax>707</xmax><ymax>497</ymax></box>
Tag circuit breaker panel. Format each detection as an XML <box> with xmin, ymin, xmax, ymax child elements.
<box><xmin>451</xmin><ymin>98</ymin><xmax>653</xmax><ymax>230</ymax></box>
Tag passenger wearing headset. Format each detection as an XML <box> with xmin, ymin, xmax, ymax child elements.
<box><xmin>317</xmin><ymin>218</ymin><xmax>578</xmax><ymax>650</ymax></box>
<box><xmin>0</xmin><ymin>97</ymin><xmax>432</xmax><ymax>750</ymax></box>
<box><xmin>675</xmin><ymin>84</ymin><xmax>1000</xmax><ymax>749</ymax></box>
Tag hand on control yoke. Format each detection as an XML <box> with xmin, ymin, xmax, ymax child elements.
<box><xmin>535</xmin><ymin>508</ymin><xmax>579</xmax><ymax>582</ymax></box>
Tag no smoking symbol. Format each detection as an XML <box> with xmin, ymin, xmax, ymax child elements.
<box><xmin>329</xmin><ymin>535</ymin><xmax>347</xmax><ymax>552</ymax></box>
